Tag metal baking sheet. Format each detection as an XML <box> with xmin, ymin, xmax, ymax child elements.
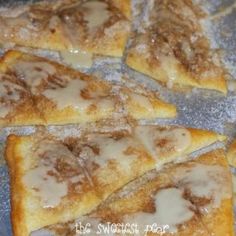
<box><xmin>0</xmin><ymin>0</ymin><xmax>236</xmax><ymax>235</ymax></box>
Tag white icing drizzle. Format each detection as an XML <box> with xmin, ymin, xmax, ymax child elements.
<box><xmin>43</xmin><ymin>78</ymin><xmax>114</xmax><ymax>112</ymax></box>
<box><xmin>134</xmin><ymin>126</ymin><xmax>192</xmax><ymax>158</ymax></box>
<box><xmin>82</xmin><ymin>1</ymin><xmax>110</xmax><ymax>30</ymax></box>
<box><xmin>154</xmin><ymin>188</ymin><xmax>194</xmax><ymax>232</ymax></box>
<box><xmin>23</xmin><ymin>166</ymin><xmax>68</xmax><ymax>208</ymax></box>
<box><xmin>60</xmin><ymin>49</ymin><xmax>93</xmax><ymax>68</ymax></box>
<box><xmin>125</xmin><ymin>187</ymin><xmax>194</xmax><ymax>233</ymax></box>
<box><xmin>43</xmin><ymin>79</ymin><xmax>90</xmax><ymax>110</ymax></box>
<box><xmin>13</xmin><ymin>61</ymin><xmax>56</xmax><ymax>94</ymax></box>
<box><xmin>82</xmin><ymin>134</ymin><xmax>139</xmax><ymax>171</ymax></box>
<box><xmin>174</xmin><ymin>163</ymin><xmax>231</xmax><ymax>209</ymax></box>
<box><xmin>23</xmin><ymin>140</ymin><xmax>84</xmax><ymax>208</ymax></box>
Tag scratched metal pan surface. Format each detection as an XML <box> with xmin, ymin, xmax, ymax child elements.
<box><xmin>0</xmin><ymin>0</ymin><xmax>236</xmax><ymax>235</ymax></box>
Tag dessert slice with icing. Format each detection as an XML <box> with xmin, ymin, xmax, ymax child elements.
<box><xmin>34</xmin><ymin>149</ymin><xmax>233</xmax><ymax>236</ymax></box>
<box><xmin>5</xmin><ymin>125</ymin><xmax>226</xmax><ymax>235</ymax></box>
<box><xmin>126</xmin><ymin>0</ymin><xmax>227</xmax><ymax>93</ymax></box>
<box><xmin>0</xmin><ymin>0</ymin><xmax>131</xmax><ymax>59</ymax></box>
<box><xmin>5</xmin><ymin>130</ymin><xmax>154</xmax><ymax>236</ymax></box>
<box><xmin>0</xmin><ymin>50</ymin><xmax>176</xmax><ymax>126</ymax></box>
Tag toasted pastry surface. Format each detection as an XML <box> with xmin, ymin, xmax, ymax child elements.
<box><xmin>0</xmin><ymin>0</ymin><xmax>131</xmax><ymax>57</ymax></box>
<box><xmin>0</xmin><ymin>50</ymin><xmax>176</xmax><ymax>126</ymax></box>
<box><xmin>5</xmin><ymin>125</ymin><xmax>226</xmax><ymax>235</ymax></box>
<box><xmin>38</xmin><ymin>149</ymin><xmax>233</xmax><ymax>236</ymax></box>
<box><xmin>227</xmin><ymin>139</ymin><xmax>236</xmax><ymax>167</ymax></box>
<box><xmin>126</xmin><ymin>0</ymin><xmax>227</xmax><ymax>93</ymax></box>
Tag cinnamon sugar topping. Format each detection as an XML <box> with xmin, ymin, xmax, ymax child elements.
<box><xmin>0</xmin><ymin>73</ymin><xmax>28</xmax><ymax>117</ymax></box>
<box><xmin>130</xmin><ymin>0</ymin><xmax>225</xmax><ymax>83</ymax></box>
<box><xmin>23</xmin><ymin>139</ymin><xmax>86</xmax><ymax>208</ymax></box>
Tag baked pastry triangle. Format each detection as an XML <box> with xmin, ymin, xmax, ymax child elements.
<box><xmin>0</xmin><ymin>50</ymin><xmax>176</xmax><ymax>126</ymax></box>
<box><xmin>126</xmin><ymin>0</ymin><xmax>227</xmax><ymax>93</ymax></box>
<box><xmin>5</xmin><ymin>125</ymin><xmax>226</xmax><ymax>235</ymax></box>
<box><xmin>0</xmin><ymin>0</ymin><xmax>131</xmax><ymax>58</ymax></box>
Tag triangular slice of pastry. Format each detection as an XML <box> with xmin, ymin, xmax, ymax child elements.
<box><xmin>0</xmin><ymin>0</ymin><xmax>131</xmax><ymax>58</ymax></box>
<box><xmin>5</xmin><ymin>125</ymin><xmax>226</xmax><ymax>235</ymax></box>
<box><xmin>134</xmin><ymin>125</ymin><xmax>226</xmax><ymax>167</ymax></box>
<box><xmin>126</xmin><ymin>0</ymin><xmax>226</xmax><ymax>93</ymax></box>
<box><xmin>36</xmin><ymin>149</ymin><xmax>233</xmax><ymax>236</ymax></box>
<box><xmin>119</xmin><ymin>87</ymin><xmax>177</xmax><ymax>119</ymax></box>
<box><xmin>0</xmin><ymin>50</ymin><xmax>176</xmax><ymax>126</ymax></box>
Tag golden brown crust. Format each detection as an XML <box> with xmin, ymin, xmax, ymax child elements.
<box><xmin>5</xmin><ymin>135</ymin><xmax>28</xmax><ymax>236</ymax></box>
<box><xmin>185</xmin><ymin>127</ymin><xmax>226</xmax><ymax>154</ymax></box>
